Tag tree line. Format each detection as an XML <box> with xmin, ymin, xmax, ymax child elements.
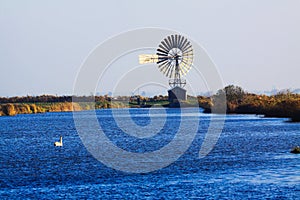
<box><xmin>0</xmin><ymin>95</ymin><xmax>114</xmax><ymax>104</ymax></box>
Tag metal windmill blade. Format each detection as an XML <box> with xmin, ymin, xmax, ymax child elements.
<box><xmin>138</xmin><ymin>34</ymin><xmax>194</xmax><ymax>88</ymax></box>
<box><xmin>156</xmin><ymin>35</ymin><xmax>193</xmax><ymax>77</ymax></box>
<box><xmin>156</xmin><ymin>34</ymin><xmax>193</xmax><ymax>88</ymax></box>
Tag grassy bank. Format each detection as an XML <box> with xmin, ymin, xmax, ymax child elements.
<box><xmin>0</xmin><ymin>102</ymin><xmax>82</xmax><ymax>116</ymax></box>
<box><xmin>201</xmin><ymin>85</ymin><xmax>300</xmax><ymax>122</ymax></box>
<box><xmin>1</xmin><ymin>86</ymin><xmax>300</xmax><ymax>122</ymax></box>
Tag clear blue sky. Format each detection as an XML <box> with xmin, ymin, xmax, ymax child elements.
<box><xmin>1</xmin><ymin>0</ymin><xmax>299</xmax><ymax>96</ymax></box>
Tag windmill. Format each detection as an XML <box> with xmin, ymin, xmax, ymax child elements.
<box><xmin>139</xmin><ymin>34</ymin><xmax>194</xmax><ymax>103</ymax></box>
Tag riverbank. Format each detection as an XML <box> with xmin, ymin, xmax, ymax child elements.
<box><xmin>0</xmin><ymin>102</ymin><xmax>82</xmax><ymax>116</ymax></box>
<box><xmin>1</xmin><ymin>86</ymin><xmax>300</xmax><ymax>122</ymax></box>
<box><xmin>200</xmin><ymin>85</ymin><xmax>300</xmax><ymax>122</ymax></box>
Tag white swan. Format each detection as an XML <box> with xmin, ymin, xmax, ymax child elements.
<box><xmin>54</xmin><ymin>136</ymin><xmax>63</xmax><ymax>147</ymax></box>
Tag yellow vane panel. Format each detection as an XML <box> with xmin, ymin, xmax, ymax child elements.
<box><xmin>139</xmin><ymin>54</ymin><xmax>159</xmax><ymax>64</ymax></box>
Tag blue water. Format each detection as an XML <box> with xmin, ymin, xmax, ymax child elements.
<box><xmin>0</xmin><ymin>108</ymin><xmax>299</xmax><ymax>199</ymax></box>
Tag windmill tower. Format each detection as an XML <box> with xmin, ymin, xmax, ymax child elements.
<box><xmin>139</xmin><ymin>34</ymin><xmax>194</xmax><ymax>105</ymax></box>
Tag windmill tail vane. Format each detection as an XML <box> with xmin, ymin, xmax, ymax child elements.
<box><xmin>138</xmin><ymin>54</ymin><xmax>158</xmax><ymax>64</ymax></box>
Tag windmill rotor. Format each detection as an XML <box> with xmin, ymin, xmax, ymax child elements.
<box><xmin>138</xmin><ymin>34</ymin><xmax>194</xmax><ymax>88</ymax></box>
<box><xmin>156</xmin><ymin>34</ymin><xmax>193</xmax><ymax>88</ymax></box>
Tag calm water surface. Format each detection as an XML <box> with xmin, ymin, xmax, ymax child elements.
<box><xmin>0</xmin><ymin>108</ymin><xmax>299</xmax><ymax>199</ymax></box>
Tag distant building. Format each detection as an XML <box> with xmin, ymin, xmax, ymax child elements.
<box><xmin>168</xmin><ymin>86</ymin><xmax>187</xmax><ymax>103</ymax></box>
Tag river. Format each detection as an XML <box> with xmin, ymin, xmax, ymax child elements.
<box><xmin>0</xmin><ymin>108</ymin><xmax>299</xmax><ymax>199</ymax></box>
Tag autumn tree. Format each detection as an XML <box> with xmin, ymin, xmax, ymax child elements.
<box><xmin>216</xmin><ymin>85</ymin><xmax>245</xmax><ymax>103</ymax></box>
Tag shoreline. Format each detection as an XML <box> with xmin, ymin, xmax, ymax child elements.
<box><xmin>1</xmin><ymin>101</ymin><xmax>299</xmax><ymax>123</ymax></box>
<box><xmin>1</xmin><ymin>85</ymin><xmax>299</xmax><ymax>122</ymax></box>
